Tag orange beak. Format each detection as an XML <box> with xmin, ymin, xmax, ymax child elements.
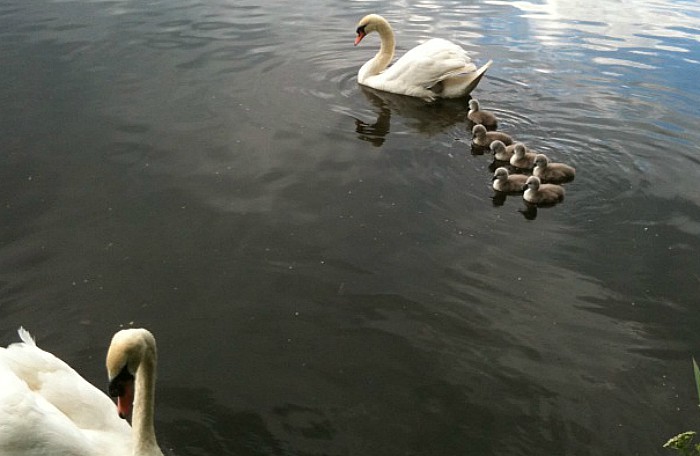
<box><xmin>354</xmin><ymin>32</ymin><xmax>365</xmax><ymax>46</ymax></box>
<box><xmin>116</xmin><ymin>378</ymin><xmax>134</xmax><ymax>419</ymax></box>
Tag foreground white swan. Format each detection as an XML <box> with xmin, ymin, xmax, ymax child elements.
<box><xmin>354</xmin><ymin>14</ymin><xmax>492</xmax><ymax>101</ymax></box>
<box><xmin>0</xmin><ymin>327</ymin><xmax>163</xmax><ymax>456</ymax></box>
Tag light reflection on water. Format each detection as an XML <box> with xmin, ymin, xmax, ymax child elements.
<box><xmin>1</xmin><ymin>0</ymin><xmax>700</xmax><ymax>454</ymax></box>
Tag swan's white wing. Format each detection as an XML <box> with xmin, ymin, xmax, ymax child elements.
<box><xmin>0</xmin><ymin>330</ymin><xmax>132</xmax><ymax>456</ymax></box>
<box><xmin>2</xmin><ymin>331</ymin><xmax>130</xmax><ymax>431</ymax></box>
<box><xmin>384</xmin><ymin>38</ymin><xmax>477</xmax><ymax>86</ymax></box>
<box><xmin>0</xmin><ymin>361</ymin><xmax>100</xmax><ymax>456</ymax></box>
<box><xmin>363</xmin><ymin>38</ymin><xmax>485</xmax><ymax>99</ymax></box>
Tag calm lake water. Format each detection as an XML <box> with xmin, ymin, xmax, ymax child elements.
<box><xmin>2</xmin><ymin>0</ymin><xmax>700</xmax><ymax>454</ymax></box>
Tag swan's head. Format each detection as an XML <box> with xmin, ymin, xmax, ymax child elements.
<box><xmin>524</xmin><ymin>176</ymin><xmax>541</xmax><ymax>191</ymax></box>
<box><xmin>490</xmin><ymin>140</ymin><xmax>505</xmax><ymax>154</ymax></box>
<box><xmin>493</xmin><ymin>167</ymin><xmax>509</xmax><ymax>182</ymax></box>
<box><xmin>355</xmin><ymin>14</ymin><xmax>388</xmax><ymax>46</ymax></box>
<box><xmin>534</xmin><ymin>154</ymin><xmax>548</xmax><ymax>168</ymax></box>
<box><xmin>468</xmin><ymin>99</ymin><xmax>480</xmax><ymax>111</ymax></box>
<box><xmin>472</xmin><ymin>124</ymin><xmax>486</xmax><ymax>137</ymax></box>
<box><xmin>106</xmin><ymin>328</ymin><xmax>157</xmax><ymax>419</ymax></box>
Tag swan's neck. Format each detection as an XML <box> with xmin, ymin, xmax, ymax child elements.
<box><xmin>359</xmin><ymin>21</ymin><xmax>395</xmax><ymax>82</ymax></box>
<box><xmin>132</xmin><ymin>351</ymin><xmax>162</xmax><ymax>456</ymax></box>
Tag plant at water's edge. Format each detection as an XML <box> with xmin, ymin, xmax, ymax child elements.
<box><xmin>693</xmin><ymin>357</ymin><xmax>700</xmax><ymax>407</ymax></box>
<box><xmin>663</xmin><ymin>358</ymin><xmax>700</xmax><ymax>455</ymax></box>
<box><xmin>664</xmin><ymin>431</ymin><xmax>700</xmax><ymax>455</ymax></box>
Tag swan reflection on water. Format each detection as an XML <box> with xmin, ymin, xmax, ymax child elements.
<box><xmin>493</xmin><ymin>193</ymin><xmax>543</xmax><ymax>220</ymax></box>
<box><xmin>519</xmin><ymin>202</ymin><xmax>539</xmax><ymax>220</ymax></box>
<box><xmin>493</xmin><ymin>191</ymin><xmax>566</xmax><ymax>220</ymax></box>
<box><xmin>354</xmin><ymin>85</ymin><xmax>471</xmax><ymax>147</ymax></box>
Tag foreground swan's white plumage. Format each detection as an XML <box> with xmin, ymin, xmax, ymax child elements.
<box><xmin>354</xmin><ymin>14</ymin><xmax>492</xmax><ymax>101</ymax></box>
<box><xmin>0</xmin><ymin>327</ymin><xmax>163</xmax><ymax>456</ymax></box>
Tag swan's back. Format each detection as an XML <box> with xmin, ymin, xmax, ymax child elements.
<box><xmin>380</xmin><ymin>38</ymin><xmax>477</xmax><ymax>94</ymax></box>
<box><xmin>393</xmin><ymin>38</ymin><xmax>476</xmax><ymax>76</ymax></box>
<box><xmin>0</xmin><ymin>328</ymin><xmax>132</xmax><ymax>456</ymax></box>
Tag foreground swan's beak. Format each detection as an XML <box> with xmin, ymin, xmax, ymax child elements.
<box><xmin>109</xmin><ymin>365</ymin><xmax>135</xmax><ymax>419</ymax></box>
<box><xmin>116</xmin><ymin>379</ymin><xmax>135</xmax><ymax>419</ymax></box>
<box><xmin>354</xmin><ymin>32</ymin><xmax>365</xmax><ymax>46</ymax></box>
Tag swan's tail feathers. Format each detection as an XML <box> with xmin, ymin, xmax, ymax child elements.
<box><xmin>463</xmin><ymin>59</ymin><xmax>493</xmax><ymax>95</ymax></box>
<box><xmin>17</xmin><ymin>326</ymin><xmax>37</xmax><ymax>346</ymax></box>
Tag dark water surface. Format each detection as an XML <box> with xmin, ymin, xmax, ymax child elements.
<box><xmin>2</xmin><ymin>0</ymin><xmax>700</xmax><ymax>454</ymax></box>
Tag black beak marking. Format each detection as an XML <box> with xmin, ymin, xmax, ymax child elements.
<box><xmin>108</xmin><ymin>365</ymin><xmax>134</xmax><ymax>398</ymax></box>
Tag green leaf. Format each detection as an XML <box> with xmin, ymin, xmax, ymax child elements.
<box><xmin>664</xmin><ymin>431</ymin><xmax>696</xmax><ymax>450</ymax></box>
<box><xmin>693</xmin><ymin>357</ymin><xmax>700</xmax><ymax>407</ymax></box>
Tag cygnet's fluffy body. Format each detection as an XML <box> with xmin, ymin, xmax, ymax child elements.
<box><xmin>492</xmin><ymin>167</ymin><xmax>528</xmax><ymax>193</ymax></box>
<box><xmin>523</xmin><ymin>176</ymin><xmax>565</xmax><ymax>205</ymax></box>
<box><xmin>490</xmin><ymin>140</ymin><xmax>517</xmax><ymax>162</ymax></box>
<box><xmin>467</xmin><ymin>99</ymin><xmax>498</xmax><ymax>130</ymax></box>
<box><xmin>509</xmin><ymin>143</ymin><xmax>537</xmax><ymax>170</ymax></box>
<box><xmin>471</xmin><ymin>124</ymin><xmax>513</xmax><ymax>148</ymax></box>
<box><xmin>533</xmin><ymin>154</ymin><xmax>576</xmax><ymax>184</ymax></box>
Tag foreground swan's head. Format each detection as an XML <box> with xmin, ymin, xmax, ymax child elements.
<box><xmin>355</xmin><ymin>14</ymin><xmax>390</xmax><ymax>46</ymax></box>
<box><xmin>468</xmin><ymin>99</ymin><xmax>480</xmax><ymax>111</ymax></box>
<box><xmin>107</xmin><ymin>328</ymin><xmax>157</xmax><ymax>419</ymax></box>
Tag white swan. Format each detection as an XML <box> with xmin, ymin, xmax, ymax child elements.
<box><xmin>354</xmin><ymin>14</ymin><xmax>492</xmax><ymax>101</ymax></box>
<box><xmin>0</xmin><ymin>327</ymin><xmax>163</xmax><ymax>456</ymax></box>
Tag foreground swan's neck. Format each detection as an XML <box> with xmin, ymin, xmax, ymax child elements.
<box><xmin>133</xmin><ymin>346</ymin><xmax>161</xmax><ymax>455</ymax></box>
<box><xmin>360</xmin><ymin>19</ymin><xmax>395</xmax><ymax>79</ymax></box>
